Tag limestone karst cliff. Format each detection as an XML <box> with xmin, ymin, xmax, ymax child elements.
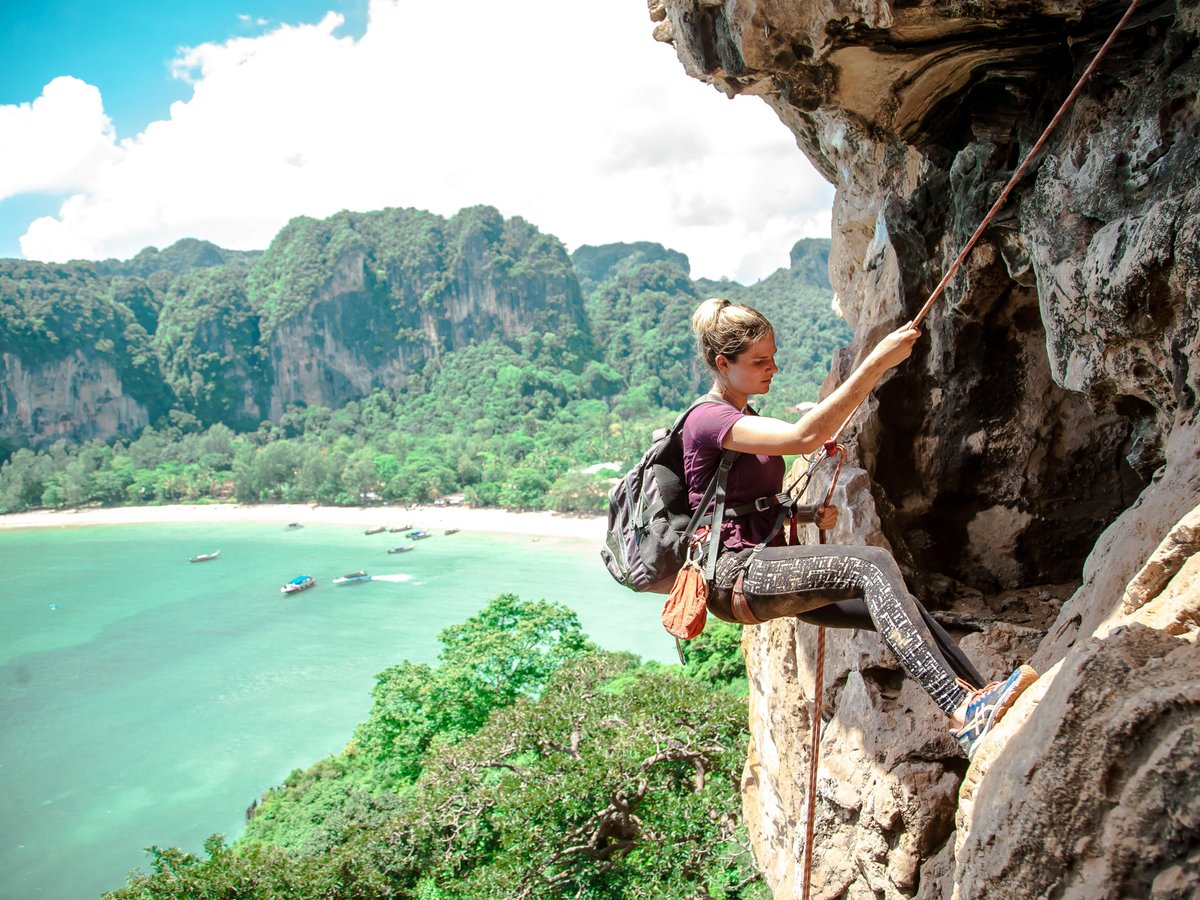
<box><xmin>252</xmin><ymin>206</ymin><xmax>590</xmax><ymax>421</ymax></box>
<box><xmin>0</xmin><ymin>350</ymin><xmax>151</xmax><ymax>449</ymax></box>
<box><xmin>0</xmin><ymin>207</ymin><xmax>589</xmax><ymax>447</ymax></box>
<box><xmin>652</xmin><ymin>0</ymin><xmax>1199</xmax><ymax>896</ymax></box>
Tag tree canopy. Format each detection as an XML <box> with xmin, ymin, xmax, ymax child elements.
<box><xmin>106</xmin><ymin>595</ymin><xmax>764</xmax><ymax>899</ymax></box>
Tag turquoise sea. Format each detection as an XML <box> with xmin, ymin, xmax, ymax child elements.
<box><xmin>0</xmin><ymin>520</ymin><xmax>676</xmax><ymax>899</ymax></box>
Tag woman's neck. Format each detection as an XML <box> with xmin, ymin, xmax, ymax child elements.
<box><xmin>711</xmin><ymin>381</ymin><xmax>747</xmax><ymax>410</ymax></box>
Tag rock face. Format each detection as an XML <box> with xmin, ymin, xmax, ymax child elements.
<box><xmin>265</xmin><ymin>247</ymin><xmax>411</xmax><ymax>421</ymax></box>
<box><xmin>653</xmin><ymin>0</ymin><xmax>1199</xmax><ymax>896</ymax></box>
<box><xmin>0</xmin><ymin>208</ymin><xmax>588</xmax><ymax>448</ymax></box>
<box><xmin>261</xmin><ymin>208</ymin><xmax>588</xmax><ymax>420</ymax></box>
<box><xmin>0</xmin><ymin>350</ymin><xmax>149</xmax><ymax>448</ymax></box>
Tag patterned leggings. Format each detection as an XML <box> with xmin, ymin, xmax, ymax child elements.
<box><xmin>709</xmin><ymin>544</ymin><xmax>983</xmax><ymax>717</ymax></box>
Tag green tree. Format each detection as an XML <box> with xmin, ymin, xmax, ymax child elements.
<box><xmin>544</xmin><ymin>469</ymin><xmax>610</xmax><ymax>514</ymax></box>
<box><xmin>374</xmin><ymin>653</ymin><xmax>764</xmax><ymax>899</ymax></box>
<box><xmin>351</xmin><ymin>594</ymin><xmax>595</xmax><ymax>788</ymax></box>
<box><xmin>435</xmin><ymin>593</ymin><xmax>594</xmax><ymax>728</ymax></box>
<box><xmin>682</xmin><ymin>621</ymin><xmax>749</xmax><ymax>692</ymax></box>
<box><xmin>108</xmin><ymin>599</ymin><xmax>767</xmax><ymax>900</ymax></box>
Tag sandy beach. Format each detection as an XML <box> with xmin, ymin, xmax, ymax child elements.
<box><xmin>0</xmin><ymin>502</ymin><xmax>606</xmax><ymax>541</ymax></box>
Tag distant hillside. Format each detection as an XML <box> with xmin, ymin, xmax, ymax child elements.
<box><xmin>573</xmin><ymin>236</ymin><xmax>846</xmax><ymax>417</ymax></box>
<box><xmin>0</xmin><ymin>215</ymin><xmax>847</xmax><ymax>516</ymax></box>
<box><xmin>571</xmin><ymin>241</ymin><xmax>691</xmax><ymax>295</ymax></box>
<box><xmin>92</xmin><ymin>238</ymin><xmax>262</xmax><ymax>280</ymax></box>
<box><xmin>0</xmin><ymin>206</ymin><xmax>590</xmax><ymax>447</ymax></box>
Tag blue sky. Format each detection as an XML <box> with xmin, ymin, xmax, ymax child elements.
<box><xmin>0</xmin><ymin>1</ymin><xmax>368</xmax><ymax>257</ymax></box>
<box><xmin>0</xmin><ymin>1</ymin><xmax>833</xmax><ymax>282</ymax></box>
<box><xmin>1</xmin><ymin>2</ymin><xmax>369</xmax><ymax>136</ymax></box>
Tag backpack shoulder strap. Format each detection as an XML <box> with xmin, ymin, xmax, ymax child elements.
<box><xmin>633</xmin><ymin>394</ymin><xmax>732</xmax><ymax>530</ymax></box>
<box><xmin>667</xmin><ymin>391</ymin><xmax>726</xmax><ymax>435</ymax></box>
<box><xmin>676</xmin><ymin>392</ymin><xmax>746</xmax><ymax>581</ymax></box>
<box><xmin>702</xmin><ymin>451</ymin><xmax>736</xmax><ymax>580</ymax></box>
<box><xmin>684</xmin><ymin>395</ymin><xmax>767</xmax><ymax>580</ymax></box>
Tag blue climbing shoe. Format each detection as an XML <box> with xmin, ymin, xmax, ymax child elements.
<box><xmin>951</xmin><ymin>665</ymin><xmax>1039</xmax><ymax>760</ymax></box>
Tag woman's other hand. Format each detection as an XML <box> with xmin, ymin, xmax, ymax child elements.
<box><xmin>867</xmin><ymin>322</ymin><xmax>921</xmax><ymax>371</ymax></box>
<box><xmin>816</xmin><ymin>504</ymin><xmax>839</xmax><ymax>530</ymax></box>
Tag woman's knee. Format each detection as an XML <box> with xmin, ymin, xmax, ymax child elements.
<box><xmin>854</xmin><ymin>545</ymin><xmax>902</xmax><ymax>579</ymax></box>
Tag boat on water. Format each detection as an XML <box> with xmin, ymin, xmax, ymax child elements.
<box><xmin>406</xmin><ymin>529</ymin><xmax>432</xmax><ymax>540</ymax></box>
<box><xmin>444</xmin><ymin>528</ymin><xmax>460</xmax><ymax>535</ymax></box>
<box><xmin>387</xmin><ymin>524</ymin><xmax>412</xmax><ymax>532</ymax></box>
<box><xmin>286</xmin><ymin>522</ymin><xmax>304</xmax><ymax>530</ymax></box>
<box><xmin>365</xmin><ymin>526</ymin><xmax>386</xmax><ymax>535</ymax></box>
<box><xmin>332</xmin><ymin>571</ymin><xmax>371</xmax><ymax>585</ymax></box>
<box><xmin>281</xmin><ymin>575</ymin><xmax>316</xmax><ymax>594</ymax></box>
<box><xmin>387</xmin><ymin>545</ymin><xmax>414</xmax><ymax>554</ymax></box>
<box><xmin>189</xmin><ymin>550</ymin><xmax>220</xmax><ymax>563</ymax></box>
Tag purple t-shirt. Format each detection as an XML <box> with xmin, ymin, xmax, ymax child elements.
<box><xmin>682</xmin><ymin>402</ymin><xmax>786</xmax><ymax>550</ymax></box>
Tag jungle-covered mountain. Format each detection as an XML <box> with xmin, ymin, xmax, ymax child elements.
<box><xmin>0</xmin><ymin>206</ymin><xmax>848</xmax><ymax>514</ymax></box>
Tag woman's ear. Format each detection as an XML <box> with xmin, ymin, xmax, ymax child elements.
<box><xmin>714</xmin><ymin>354</ymin><xmax>730</xmax><ymax>375</ymax></box>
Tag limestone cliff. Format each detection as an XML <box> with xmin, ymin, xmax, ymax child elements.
<box><xmin>0</xmin><ymin>208</ymin><xmax>589</xmax><ymax>448</ymax></box>
<box><xmin>264</xmin><ymin>245</ymin><xmax>412</xmax><ymax>421</ymax></box>
<box><xmin>0</xmin><ymin>257</ymin><xmax>167</xmax><ymax>451</ymax></box>
<box><xmin>0</xmin><ymin>350</ymin><xmax>149</xmax><ymax>449</ymax></box>
<box><xmin>652</xmin><ymin>0</ymin><xmax>1199</xmax><ymax>896</ymax></box>
<box><xmin>249</xmin><ymin>205</ymin><xmax>588</xmax><ymax>420</ymax></box>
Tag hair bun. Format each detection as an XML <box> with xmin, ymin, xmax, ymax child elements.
<box><xmin>691</xmin><ymin>297</ymin><xmax>729</xmax><ymax>337</ymax></box>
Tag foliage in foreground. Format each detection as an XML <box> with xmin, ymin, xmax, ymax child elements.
<box><xmin>106</xmin><ymin>596</ymin><xmax>762</xmax><ymax>900</ymax></box>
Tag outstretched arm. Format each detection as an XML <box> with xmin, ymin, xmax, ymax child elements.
<box><xmin>724</xmin><ymin>322</ymin><xmax>921</xmax><ymax>455</ymax></box>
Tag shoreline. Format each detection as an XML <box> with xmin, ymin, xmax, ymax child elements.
<box><xmin>0</xmin><ymin>503</ymin><xmax>606</xmax><ymax>542</ymax></box>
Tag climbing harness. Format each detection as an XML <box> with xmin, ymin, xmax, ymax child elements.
<box><xmin>799</xmin><ymin>2</ymin><xmax>1143</xmax><ymax>892</ymax></box>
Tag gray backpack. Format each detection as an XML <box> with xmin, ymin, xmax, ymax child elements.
<box><xmin>601</xmin><ymin>396</ymin><xmax>740</xmax><ymax>593</ymax></box>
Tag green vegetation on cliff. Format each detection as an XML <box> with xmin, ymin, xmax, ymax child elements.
<box><xmin>154</xmin><ymin>266</ymin><xmax>270</xmax><ymax>428</ymax></box>
<box><xmin>0</xmin><ymin>260</ymin><xmax>169</xmax><ymax>418</ymax></box>
<box><xmin>0</xmin><ymin>212</ymin><xmax>849</xmax><ymax>514</ymax></box>
<box><xmin>106</xmin><ymin>597</ymin><xmax>765</xmax><ymax>900</ymax></box>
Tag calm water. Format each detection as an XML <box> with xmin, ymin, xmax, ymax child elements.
<box><xmin>0</xmin><ymin>521</ymin><xmax>675</xmax><ymax>899</ymax></box>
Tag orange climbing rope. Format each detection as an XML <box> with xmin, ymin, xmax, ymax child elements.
<box><xmin>798</xmin><ymin>3</ymin><xmax>1144</xmax><ymax>895</ymax></box>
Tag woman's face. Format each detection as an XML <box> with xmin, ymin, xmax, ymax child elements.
<box><xmin>717</xmin><ymin>333</ymin><xmax>778</xmax><ymax>396</ymax></box>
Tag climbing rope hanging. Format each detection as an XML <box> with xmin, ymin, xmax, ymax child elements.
<box><xmin>799</xmin><ymin>443</ymin><xmax>844</xmax><ymax>900</ymax></box>
<box><xmin>797</xmin><ymin>2</ymin><xmax>1144</xmax><ymax>896</ymax></box>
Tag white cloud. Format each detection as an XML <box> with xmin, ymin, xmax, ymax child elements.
<box><xmin>11</xmin><ymin>0</ymin><xmax>834</xmax><ymax>282</ymax></box>
<box><xmin>0</xmin><ymin>76</ymin><xmax>123</xmax><ymax>199</ymax></box>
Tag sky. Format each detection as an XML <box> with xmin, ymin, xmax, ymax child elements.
<box><xmin>0</xmin><ymin>0</ymin><xmax>835</xmax><ymax>283</ymax></box>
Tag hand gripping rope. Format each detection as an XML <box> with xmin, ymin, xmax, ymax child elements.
<box><xmin>796</xmin><ymin>2</ymin><xmax>1144</xmax><ymax>894</ymax></box>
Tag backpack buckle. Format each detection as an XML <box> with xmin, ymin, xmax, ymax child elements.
<box><xmin>754</xmin><ymin>492</ymin><xmax>792</xmax><ymax>512</ymax></box>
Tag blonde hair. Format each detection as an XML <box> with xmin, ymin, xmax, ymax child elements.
<box><xmin>690</xmin><ymin>297</ymin><xmax>774</xmax><ymax>371</ymax></box>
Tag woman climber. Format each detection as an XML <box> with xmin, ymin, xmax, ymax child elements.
<box><xmin>685</xmin><ymin>297</ymin><xmax>1037</xmax><ymax>758</ymax></box>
